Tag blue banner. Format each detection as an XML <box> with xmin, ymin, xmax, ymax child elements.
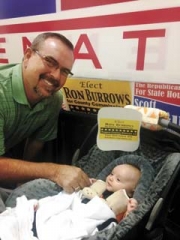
<box><xmin>0</xmin><ymin>0</ymin><xmax>56</xmax><ymax>19</ymax></box>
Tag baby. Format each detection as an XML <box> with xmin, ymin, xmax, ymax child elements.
<box><xmin>82</xmin><ymin>164</ymin><xmax>141</xmax><ymax>221</ymax></box>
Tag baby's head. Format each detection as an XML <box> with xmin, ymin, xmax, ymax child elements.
<box><xmin>105</xmin><ymin>164</ymin><xmax>141</xmax><ymax>197</ymax></box>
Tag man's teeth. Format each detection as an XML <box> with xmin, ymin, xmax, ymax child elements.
<box><xmin>44</xmin><ymin>80</ymin><xmax>53</xmax><ymax>86</ymax></box>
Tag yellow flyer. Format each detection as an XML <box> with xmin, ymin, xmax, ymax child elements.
<box><xmin>99</xmin><ymin>118</ymin><xmax>139</xmax><ymax>141</ymax></box>
<box><xmin>97</xmin><ymin>107</ymin><xmax>142</xmax><ymax>151</ymax></box>
<box><xmin>62</xmin><ymin>78</ymin><xmax>132</xmax><ymax>114</ymax></box>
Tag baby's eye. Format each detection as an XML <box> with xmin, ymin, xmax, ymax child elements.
<box><xmin>117</xmin><ymin>178</ymin><xmax>121</xmax><ymax>182</ymax></box>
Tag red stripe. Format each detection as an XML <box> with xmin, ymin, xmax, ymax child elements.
<box><xmin>0</xmin><ymin>49</ymin><xmax>5</xmax><ymax>53</ymax></box>
<box><xmin>0</xmin><ymin>59</ymin><xmax>9</xmax><ymax>63</ymax></box>
<box><xmin>61</xmin><ymin>0</ymin><xmax>136</xmax><ymax>10</ymax></box>
<box><xmin>0</xmin><ymin>7</ymin><xmax>180</xmax><ymax>34</ymax></box>
<box><xmin>123</xmin><ymin>29</ymin><xmax>166</xmax><ymax>38</ymax></box>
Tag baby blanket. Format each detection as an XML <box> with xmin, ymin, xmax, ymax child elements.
<box><xmin>0</xmin><ymin>191</ymin><xmax>116</xmax><ymax>240</ymax></box>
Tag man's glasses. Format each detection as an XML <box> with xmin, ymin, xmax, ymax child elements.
<box><xmin>33</xmin><ymin>49</ymin><xmax>73</xmax><ymax>77</ymax></box>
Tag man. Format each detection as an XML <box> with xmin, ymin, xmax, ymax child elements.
<box><xmin>0</xmin><ymin>32</ymin><xmax>90</xmax><ymax>195</ymax></box>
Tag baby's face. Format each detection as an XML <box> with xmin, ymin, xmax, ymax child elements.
<box><xmin>106</xmin><ymin>164</ymin><xmax>141</xmax><ymax>196</ymax></box>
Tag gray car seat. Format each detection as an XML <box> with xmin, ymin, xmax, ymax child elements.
<box><xmin>4</xmin><ymin>126</ymin><xmax>180</xmax><ymax>240</ymax></box>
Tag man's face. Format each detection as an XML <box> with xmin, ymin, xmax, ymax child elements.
<box><xmin>22</xmin><ymin>38</ymin><xmax>74</xmax><ymax>102</ymax></box>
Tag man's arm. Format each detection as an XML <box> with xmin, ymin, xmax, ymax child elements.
<box><xmin>0</xmin><ymin>156</ymin><xmax>56</xmax><ymax>183</ymax></box>
<box><xmin>0</xmin><ymin>136</ymin><xmax>91</xmax><ymax>193</ymax></box>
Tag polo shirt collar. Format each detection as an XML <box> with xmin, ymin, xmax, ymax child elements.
<box><xmin>12</xmin><ymin>64</ymin><xmax>29</xmax><ymax>105</ymax></box>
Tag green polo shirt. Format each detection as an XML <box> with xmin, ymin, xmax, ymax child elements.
<box><xmin>0</xmin><ymin>63</ymin><xmax>63</xmax><ymax>155</ymax></box>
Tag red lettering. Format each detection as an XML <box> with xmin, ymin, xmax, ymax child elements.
<box><xmin>22</xmin><ymin>37</ymin><xmax>32</xmax><ymax>53</ymax></box>
<box><xmin>123</xmin><ymin>29</ymin><xmax>166</xmax><ymax>70</ymax></box>
<box><xmin>0</xmin><ymin>38</ymin><xmax>8</xmax><ymax>64</ymax></box>
<box><xmin>74</xmin><ymin>34</ymin><xmax>102</xmax><ymax>69</ymax></box>
<box><xmin>61</xmin><ymin>0</ymin><xmax>135</xmax><ymax>10</ymax></box>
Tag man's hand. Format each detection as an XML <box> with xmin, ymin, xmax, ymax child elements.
<box><xmin>52</xmin><ymin>165</ymin><xmax>91</xmax><ymax>193</ymax></box>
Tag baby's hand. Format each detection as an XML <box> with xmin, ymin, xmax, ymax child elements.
<box><xmin>124</xmin><ymin>198</ymin><xmax>138</xmax><ymax>217</ymax></box>
<box><xmin>127</xmin><ymin>198</ymin><xmax>138</xmax><ymax>211</ymax></box>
